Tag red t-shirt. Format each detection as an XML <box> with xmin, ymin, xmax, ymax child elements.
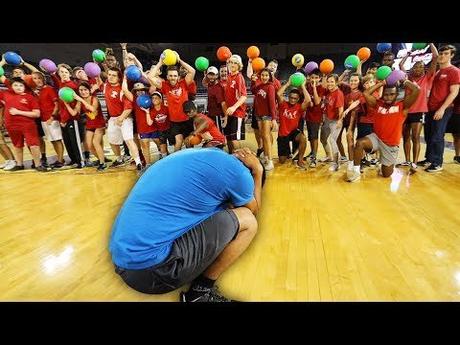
<box><xmin>325</xmin><ymin>88</ymin><xmax>344</xmax><ymax>120</ymax></box>
<box><xmin>272</xmin><ymin>77</ymin><xmax>282</xmax><ymax>92</ymax></box>
<box><xmin>359</xmin><ymin>90</ymin><xmax>381</xmax><ymax>124</ymax></box>
<box><xmin>150</xmin><ymin>105</ymin><xmax>170</xmax><ymax>132</ymax></box>
<box><xmin>133</xmin><ymin>95</ymin><xmax>156</xmax><ymax>134</ymax></box>
<box><xmin>372</xmin><ymin>99</ymin><xmax>406</xmax><ymax>146</ymax></box>
<box><xmin>278</xmin><ymin>101</ymin><xmax>303</xmax><ymax>137</ymax></box>
<box><xmin>305</xmin><ymin>84</ymin><xmax>326</xmax><ymax>123</ymax></box>
<box><xmin>51</xmin><ymin>75</ymin><xmax>79</xmax><ymax>123</ymax></box>
<box><xmin>345</xmin><ymin>89</ymin><xmax>365</xmax><ymax>119</ymax></box>
<box><xmin>103</xmin><ymin>83</ymin><xmax>133</xmax><ymax>117</ymax></box>
<box><xmin>428</xmin><ymin>65</ymin><xmax>460</xmax><ymax>111</ymax></box>
<box><xmin>36</xmin><ymin>85</ymin><xmax>58</xmax><ymax>121</ymax></box>
<box><xmin>187</xmin><ymin>80</ymin><xmax>197</xmax><ymax>96</ymax></box>
<box><xmin>224</xmin><ymin>72</ymin><xmax>247</xmax><ymax>118</ymax></box>
<box><xmin>251</xmin><ymin>81</ymin><xmax>277</xmax><ymax>118</ymax></box>
<box><xmin>207</xmin><ymin>82</ymin><xmax>225</xmax><ymax>117</ymax></box>
<box><xmin>160</xmin><ymin>79</ymin><xmax>190</xmax><ymax>123</ymax></box>
<box><xmin>408</xmin><ymin>71</ymin><xmax>435</xmax><ymax>114</ymax></box>
<box><xmin>81</xmin><ymin>96</ymin><xmax>106</xmax><ymax>130</ymax></box>
<box><xmin>194</xmin><ymin>113</ymin><xmax>226</xmax><ymax>144</ymax></box>
<box><xmin>0</xmin><ymin>90</ymin><xmax>5</xmax><ymax>109</ymax></box>
<box><xmin>1</xmin><ymin>91</ymin><xmax>40</xmax><ymax>129</ymax></box>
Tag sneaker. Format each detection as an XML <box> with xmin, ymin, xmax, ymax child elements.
<box><xmin>122</xmin><ymin>155</ymin><xmax>132</xmax><ymax>163</ymax></box>
<box><xmin>292</xmin><ymin>153</ymin><xmax>299</xmax><ymax>162</ymax></box>
<box><xmin>0</xmin><ymin>160</ymin><xmax>8</xmax><ymax>169</ymax></box>
<box><xmin>84</xmin><ymin>159</ymin><xmax>94</xmax><ymax>167</ymax></box>
<box><xmin>104</xmin><ymin>157</ymin><xmax>113</xmax><ymax>163</ymax></box>
<box><xmin>71</xmin><ymin>163</ymin><xmax>83</xmax><ymax>169</ymax></box>
<box><xmin>50</xmin><ymin>161</ymin><xmax>65</xmax><ymax>169</ymax></box>
<box><xmin>256</xmin><ymin>148</ymin><xmax>263</xmax><ymax>157</ymax></box>
<box><xmin>40</xmin><ymin>158</ymin><xmax>48</xmax><ymax>168</ymax></box>
<box><xmin>2</xmin><ymin>160</ymin><xmax>16</xmax><ymax>170</ymax></box>
<box><xmin>329</xmin><ymin>162</ymin><xmax>339</xmax><ymax>172</ymax></box>
<box><xmin>31</xmin><ymin>161</ymin><xmax>36</xmax><ymax>169</ymax></box>
<box><xmin>397</xmin><ymin>161</ymin><xmax>411</xmax><ymax>167</ymax></box>
<box><xmin>264</xmin><ymin>159</ymin><xmax>274</xmax><ymax>171</ymax></box>
<box><xmin>425</xmin><ymin>164</ymin><xmax>443</xmax><ymax>173</ymax></box>
<box><xmin>409</xmin><ymin>162</ymin><xmax>417</xmax><ymax>174</ymax></box>
<box><xmin>369</xmin><ymin>158</ymin><xmax>379</xmax><ymax>165</ymax></box>
<box><xmin>36</xmin><ymin>165</ymin><xmax>51</xmax><ymax>172</ymax></box>
<box><xmin>306</xmin><ymin>152</ymin><xmax>313</xmax><ymax>158</ymax></box>
<box><xmin>361</xmin><ymin>158</ymin><xmax>371</xmax><ymax>167</ymax></box>
<box><xmin>319</xmin><ymin>156</ymin><xmax>332</xmax><ymax>163</ymax></box>
<box><xmin>454</xmin><ymin>156</ymin><xmax>460</xmax><ymax>164</ymax></box>
<box><xmin>97</xmin><ymin>163</ymin><xmax>108</xmax><ymax>172</ymax></box>
<box><xmin>347</xmin><ymin>170</ymin><xmax>361</xmax><ymax>182</ymax></box>
<box><xmin>417</xmin><ymin>159</ymin><xmax>430</xmax><ymax>166</ymax></box>
<box><xmin>5</xmin><ymin>164</ymin><xmax>24</xmax><ymax>171</ymax></box>
<box><xmin>111</xmin><ymin>160</ymin><xmax>124</xmax><ymax>168</ymax></box>
<box><xmin>339</xmin><ymin>156</ymin><xmax>348</xmax><ymax>163</ymax></box>
<box><xmin>179</xmin><ymin>285</ymin><xmax>235</xmax><ymax>302</ymax></box>
<box><xmin>309</xmin><ymin>158</ymin><xmax>317</xmax><ymax>168</ymax></box>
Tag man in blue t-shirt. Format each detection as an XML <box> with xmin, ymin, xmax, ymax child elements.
<box><xmin>109</xmin><ymin>147</ymin><xmax>265</xmax><ymax>302</ymax></box>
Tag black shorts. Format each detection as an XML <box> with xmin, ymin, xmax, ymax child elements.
<box><xmin>306</xmin><ymin>121</ymin><xmax>320</xmax><ymax>140</ymax></box>
<box><xmin>170</xmin><ymin>119</ymin><xmax>194</xmax><ymax>139</ymax></box>
<box><xmin>114</xmin><ymin>209</ymin><xmax>240</xmax><ymax>294</ymax></box>
<box><xmin>405</xmin><ymin>112</ymin><xmax>424</xmax><ymax>124</ymax></box>
<box><xmin>224</xmin><ymin>116</ymin><xmax>245</xmax><ymax>141</ymax></box>
<box><xmin>277</xmin><ymin>129</ymin><xmax>302</xmax><ymax>157</ymax></box>
<box><xmin>357</xmin><ymin>123</ymin><xmax>374</xmax><ymax>139</ymax></box>
<box><xmin>297</xmin><ymin>118</ymin><xmax>305</xmax><ymax>132</ymax></box>
<box><xmin>446</xmin><ymin>114</ymin><xmax>460</xmax><ymax>134</ymax></box>
<box><xmin>35</xmin><ymin>118</ymin><xmax>45</xmax><ymax>137</ymax></box>
<box><xmin>208</xmin><ymin>114</ymin><xmax>224</xmax><ymax>133</ymax></box>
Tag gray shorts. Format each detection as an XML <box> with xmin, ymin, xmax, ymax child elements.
<box><xmin>366</xmin><ymin>132</ymin><xmax>399</xmax><ymax>167</ymax></box>
<box><xmin>114</xmin><ymin>209</ymin><xmax>240</xmax><ymax>294</ymax></box>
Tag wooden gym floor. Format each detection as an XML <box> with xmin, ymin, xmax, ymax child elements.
<box><xmin>1</xmin><ymin>127</ymin><xmax>460</xmax><ymax>301</ymax></box>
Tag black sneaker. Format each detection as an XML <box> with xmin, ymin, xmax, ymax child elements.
<box><xmin>36</xmin><ymin>165</ymin><xmax>51</xmax><ymax>172</ymax></box>
<box><xmin>50</xmin><ymin>161</ymin><xmax>64</xmax><ymax>169</ymax></box>
<box><xmin>417</xmin><ymin>159</ymin><xmax>430</xmax><ymax>166</ymax></box>
<box><xmin>179</xmin><ymin>285</ymin><xmax>236</xmax><ymax>302</ymax></box>
<box><xmin>40</xmin><ymin>158</ymin><xmax>49</xmax><ymax>167</ymax></box>
<box><xmin>5</xmin><ymin>164</ymin><xmax>24</xmax><ymax>171</ymax></box>
<box><xmin>454</xmin><ymin>156</ymin><xmax>460</xmax><ymax>164</ymax></box>
<box><xmin>97</xmin><ymin>163</ymin><xmax>108</xmax><ymax>171</ymax></box>
<box><xmin>361</xmin><ymin>158</ymin><xmax>371</xmax><ymax>167</ymax></box>
<box><xmin>425</xmin><ymin>164</ymin><xmax>443</xmax><ymax>173</ymax></box>
<box><xmin>111</xmin><ymin>160</ymin><xmax>124</xmax><ymax>168</ymax></box>
<box><xmin>256</xmin><ymin>148</ymin><xmax>263</xmax><ymax>157</ymax></box>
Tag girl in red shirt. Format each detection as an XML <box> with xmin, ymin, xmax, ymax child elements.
<box><xmin>64</xmin><ymin>82</ymin><xmax>108</xmax><ymax>171</ymax></box>
<box><xmin>250</xmin><ymin>68</ymin><xmax>277</xmax><ymax>171</ymax></box>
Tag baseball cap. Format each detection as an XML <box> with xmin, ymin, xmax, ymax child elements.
<box><xmin>206</xmin><ymin>66</ymin><xmax>219</xmax><ymax>75</ymax></box>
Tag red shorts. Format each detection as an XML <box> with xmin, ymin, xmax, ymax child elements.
<box><xmin>6</xmin><ymin>125</ymin><xmax>40</xmax><ymax>148</ymax></box>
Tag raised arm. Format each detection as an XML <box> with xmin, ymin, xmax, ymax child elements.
<box><xmin>21</xmin><ymin>59</ymin><xmax>39</xmax><ymax>73</ymax></box>
<box><xmin>300</xmin><ymin>80</ymin><xmax>312</xmax><ymax>111</ymax></box>
<box><xmin>246</xmin><ymin>59</ymin><xmax>254</xmax><ymax>79</ymax></box>
<box><xmin>121</xmin><ymin>75</ymin><xmax>134</xmax><ymax>102</ymax></box>
<box><xmin>363</xmin><ymin>80</ymin><xmax>385</xmax><ymax>108</ymax></box>
<box><xmin>428</xmin><ymin>43</ymin><xmax>439</xmax><ymax>75</ymax></box>
<box><xmin>178</xmin><ymin>57</ymin><xmax>196</xmax><ymax>85</ymax></box>
<box><xmin>147</xmin><ymin>57</ymin><xmax>164</xmax><ymax>89</ymax></box>
<box><xmin>276</xmin><ymin>77</ymin><xmax>291</xmax><ymax>104</ymax></box>
<box><xmin>63</xmin><ymin>101</ymin><xmax>81</xmax><ymax>117</ymax></box>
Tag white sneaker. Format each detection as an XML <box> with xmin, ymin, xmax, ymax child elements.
<box><xmin>0</xmin><ymin>161</ymin><xmax>6</xmax><ymax>169</ymax></box>
<box><xmin>3</xmin><ymin>160</ymin><xmax>16</xmax><ymax>170</ymax></box>
<box><xmin>329</xmin><ymin>162</ymin><xmax>339</xmax><ymax>172</ymax></box>
<box><xmin>264</xmin><ymin>159</ymin><xmax>274</xmax><ymax>171</ymax></box>
<box><xmin>347</xmin><ymin>170</ymin><xmax>361</xmax><ymax>182</ymax></box>
<box><xmin>319</xmin><ymin>156</ymin><xmax>332</xmax><ymax>163</ymax></box>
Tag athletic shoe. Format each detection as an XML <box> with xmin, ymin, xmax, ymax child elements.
<box><xmin>369</xmin><ymin>158</ymin><xmax>379</xmax><ymax>165</ymax></box>
<box><xmin>111</xmin><ymin>160</ymin><xmax>124</xmax><ymax>168</ymax></box>
<box><xmin>409</xmin><ymin>162</ymin><xmax>417</xmax><ymax>174</ymax></box>
<box><xmin>104</xmin><ymin>157</ymin><xmax>113</xmax><ymax>163</ymax></box>
<box><xmin>309</xmin><ymin>158</ymin><xmax>317</xmax><ymax>168</ymax></box>
<box><xmin>329</xmin><ymin>162</ymin><xmax>339</xmax><ymax>172</ymax></box>
<box><xmin>454</xmin><ymin>156</ymin><xmax>460</xmax><ymax>164</ymax></box>
<box><xmin>84</xmin><ymin>159</ymin><xmax>94</xmax><ymax>167</ymax></box>
<box><xmin>122</xmin><ymin>155</ymin><xmax>132</xmax><ymax>163</ymax></box>
<box><xmin>40</xmin><ymin>158</ymin><xmax>49</xmax><ymax>168</ymax></box>
<box><xmin>361</xmin><ymin>158</ymin><xmax>371</xmax><ymax>167</ymax></box>
<box><xmin>417</xmin><ymin>159</ymin><xmax>430</xmax><ymax>166</ymax></box>
<box><xmin>339</xmin><ymin>156</ymin><xmax>348</xmax><ymax>163</ymax></box>
<box><xmin>2</xmin><ymin>160</ymin><xmax>16</xmax><ymax>170</ymax></box>
<box><xmin>36</xmin><ymin>165</ymin><xmax>51</xmax><ymax>172</ymax></box>
<box><xmin>180</xmin><ymin>285</ymin><xmax>236</xmax><ymax>302</ymax></box>
<box><xmin>347</xmin><ymin>170</ymin><xmax>361</xmax><ymax>182</ymax></box>
<box><xmin>306</xmin><ymin>152</ymin><xmax>313</xmax><ymax>158</ymax></box>
<box><xmin>425</xmin><ymin>164</ymin><xmax>443</xmax><ymax>173</ymax></box>
<box><xmin>319</xmin><ymin>156</ymin><xmax>332</xmax><ymax>163</ymax></box>
<box><xmin>0</xmin><ymin>161</ymin><xmax>7</xmax><ymax>169</ymax></box>
<box><xmin>397</xmin><ymin>161</ymin><xmax>411</xmax><ymax>167</ymax></box>
<box><xmin>264</xmin><ymin>159</ymin><xmax>274</xmax><ymax>171</ymax></box>
<box><xmin>97</xmin><ymin>163</ymin><xmax>108</xmax><ymax>172</ymax></box>
<box><xmin>31</xmin><ymin>161</ymin><xmax>36</xmax><ymax>169</ymax></box>
<box><xmin>5</xmin><ymin>164</ymin><xmax>24</xmax><ymax>171</ymax></box>
<box><xmin>50</xmin><ymin>161</ymin><xmax>65</xmax><ymax>169</ymax></box>
<box><xmin>71</xmin><ymin>163</ymin><xmax>83</xmax><ymax>169</ymax></box>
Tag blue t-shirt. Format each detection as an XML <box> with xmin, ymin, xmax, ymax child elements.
<box><xmin>109</xmin><ymin>148</ymin><xmax>255</xmax><ymax>270</ymax></box>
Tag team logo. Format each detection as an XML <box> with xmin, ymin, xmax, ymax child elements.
<box><xmin>155</xmin><ymin>113</ymin><xmax>168</xmax><ymax>123</ymax></box>
<box><xmin>257</xmin><ymin>89</ymin><xmax>267</xmax><ymax>98</ymax></box>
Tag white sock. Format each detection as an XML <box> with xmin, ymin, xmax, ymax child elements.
<box><xmin>353</xmin><ymin>165</ymin><xmax>360</xmax><ymax>173</ymax></box>
<box><xmin>348</xmin><ymin>161</ymin><xmax>354</xmax><ymax>170</ymax></box>
<box><xmin>134</xmin><ymin>157</ymin><xmax>141</xmax><ymax>165</ymax></box>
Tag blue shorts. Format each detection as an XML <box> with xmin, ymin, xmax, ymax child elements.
<box><xmin>139</xmin><ymin>131</ymin><xmax>161</xmax><ymax>140</ymax></box>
